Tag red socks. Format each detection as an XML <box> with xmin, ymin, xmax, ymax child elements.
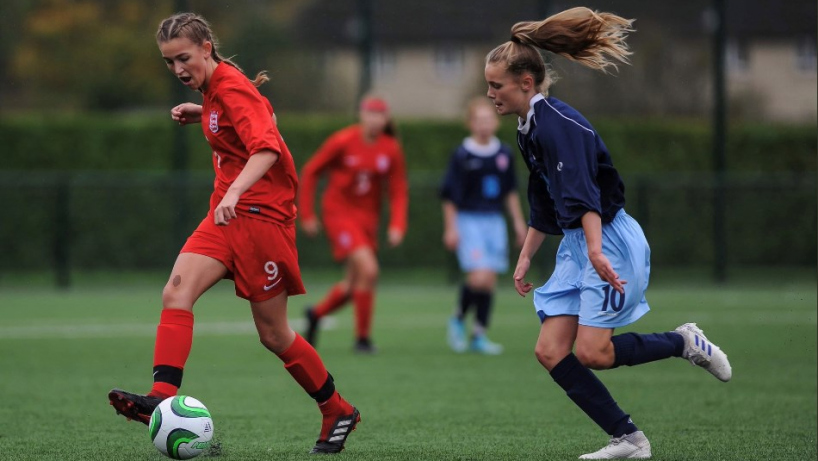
<box><xmin>353</xmin><ymin>290</ymin><xmax>374</xmax><ymax>340</ymax></box>
<box><xmin>313</xmin><ymin>284</ymin><xmax>376</xmax><ymax>341</ymax></box>
<box><xmin>312</xmin><ymin>283</ymin><xmax>351</xmax><ymax>318</ymax></box>
<box><xmin>277</xmin><ymin>333</ymin><xmax>329</xmax><ymax>394</ymax></box>
<box><xmin>150</xmin><ymin>308</ymin><xmax>194</xmax><ymax>398</ymax></box>
<box><xmin>277</xmin><ymin>334</ymin><xmax>352</xmax><ymax>417</ymax></box>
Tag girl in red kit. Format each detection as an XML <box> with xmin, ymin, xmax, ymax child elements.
<box><xmin>299</xmin><ymin>96</ymin><xmax>409</xmax><ymax>353</ymax></box>
<box><xmin>107</xmin><ymin>13</ymin><xmax>359</xmax><ymax>454</ymax></box>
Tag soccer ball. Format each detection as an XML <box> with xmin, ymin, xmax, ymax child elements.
<box><xmin>149</xmin><ymin>396</ymin><xmax>214</xmax><ymax>460</ymax></box>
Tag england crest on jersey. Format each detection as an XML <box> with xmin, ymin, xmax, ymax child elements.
<box><xmin>209</xmin><ymin>110</ymin><xmax>219</xmax><ymax>134</ymax></box>
<box><xmin>496</xmin><ymin>154</ymin><xmax>509</xmax><ymax>172</ymax></box>
<box><xmin>376</xmin><ymin>154</ymin><xmax>390</xmax><ymax>172</ymax></box>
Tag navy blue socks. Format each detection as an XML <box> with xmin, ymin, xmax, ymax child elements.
<box><xmin>456</xmin><ymin>284</ymin><xmax>474</xmax><ymax>320</ymax></box>
<box><xmin>550</xmin><ymin>353</ymin><xmax>638</xmax><ymax>437</ymax></box>
<box><xmin>611</xmin><ymin>332</ymin><xmax>684</xmax><ymax>368</ymax></box>
<box><xmin>473</xmin><ymin>290</ymin><xmax>493</xmax><ymax>329</ymax></box>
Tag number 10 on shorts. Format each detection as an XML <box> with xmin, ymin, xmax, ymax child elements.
<box><xmin>601</xmin><ymin>285</ymin><xmax>625</xmax><ymax>312</ymax></box>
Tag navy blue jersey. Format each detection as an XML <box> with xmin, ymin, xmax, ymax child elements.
<box><xmin>517</xmin><ymin>94</ymin><xmax>625</xmax><ymax>235</ymax></box>
<box><xmin>440</xmin><ymin>137</ymin><xmax>518</xmax><ymax>212</ymax></box>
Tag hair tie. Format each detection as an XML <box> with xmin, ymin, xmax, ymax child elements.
<box><xmin>510</xmin><ymin>35</ymin><xmax>522</xmax><ymax>44</ymax></box>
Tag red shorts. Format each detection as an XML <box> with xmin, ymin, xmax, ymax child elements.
<box><xmin>181</xmin><ymin>213</ymin><xmax>306</xmax><ymax>302</ymax></box>
<box><xmin>323</xmin><ymin>216</ymin><xmax>378</xmax><ymax>262</ymax></box>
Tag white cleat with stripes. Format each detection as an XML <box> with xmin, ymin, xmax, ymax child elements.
<box><xmin>675</xmin><ymin>323</ymin><xmax>732</xmax><ymax>382</ymax></box>
<box><xmin>579</xmin><ymin>431</ymin><xmax>652</xmax><ymax>459</ymax></box>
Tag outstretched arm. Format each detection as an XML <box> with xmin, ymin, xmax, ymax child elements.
<box><xmin>170</xmin><ymin>103</ymin><xmax>203</xmax><ymax>126</ymax></box>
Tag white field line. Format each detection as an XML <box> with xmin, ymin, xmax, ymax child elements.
<box><xmin>0</xmin><ymin>317</ymin><xmax>337</xmax><ymax>340</ymax></box>
<box><xmin>0</xmin><ymin>308</ymin><xmax>813</xmax><ymax>340</ymax></box>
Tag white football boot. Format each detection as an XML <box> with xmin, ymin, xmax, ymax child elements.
<box><xmin>674</xmin><ymin>323</ymin><xmax>732</xmax><ymax>382</ymax></box>
<box><xmin>579</xmin><ymin>431</ymin><xmax>652</xmax><ymax>459</ymax></box>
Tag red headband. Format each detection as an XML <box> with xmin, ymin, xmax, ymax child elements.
<box><xmin>360</xmin><ymin>97</ymin><xmax>389</xmax><ymax>113</ymax></box>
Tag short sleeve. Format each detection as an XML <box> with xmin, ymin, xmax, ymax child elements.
<box><xmin>219</xmin><ymin>84</ymin><xmax>281</xmax><ymax>157</ymax></box>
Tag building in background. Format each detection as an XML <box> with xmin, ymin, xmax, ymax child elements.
<box><xmin>294</xmin><ymin>0</ymin><xmax>816</xmax><ymax>121</ymax></box>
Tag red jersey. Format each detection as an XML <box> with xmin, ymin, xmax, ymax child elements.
<box><xmin>299</xmin><ymin>125</ymin><xmax>408</xmax><ymax>233</ymax></box>
<box><xmin>201</xmin><ymin>63</ymin><xmax>298</xmax><ymax>225</ymax></box>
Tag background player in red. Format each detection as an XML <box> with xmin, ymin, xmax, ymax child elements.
<box><xmin>107</xmin><ymin>12</ymin><xmax>359</xmax><ymax>454</ymax></box>
<box><xmin>299</xmin><ymin>96</ymin><xmax>409</xmax><ymax>353</ymax></box>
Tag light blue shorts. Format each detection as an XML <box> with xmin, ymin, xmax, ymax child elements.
<box><xmin>456</xmin><ymin>211</ymin><xmax>509</xmax><ymax>273</ymax></box>
<box><xmin>533</xmin><ymin>210</ymin><xmax>651</xmax><ymax>328</ymax></box>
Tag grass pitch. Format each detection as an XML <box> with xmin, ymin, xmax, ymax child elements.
<box><xmin>0</xmin><ymin>268</ymin><xmax>815</xmax><ymax>460</ymax></box>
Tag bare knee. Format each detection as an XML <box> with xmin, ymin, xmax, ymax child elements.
<box><xmin>352</xmin><ymin>258</ymin><xmax>379</xmax><ymax>289</ymax></box>
<box><xmin>534</xmin><ymin>343</ymin><xmax>572</xmax><ymax>371</ymax></box>
<box><xmin>258</xmin><ymin>328</ymin><xmax>293</xmax><ymax>354</ymax></box>
<box><xmin>575</xmin><ymin>344</ymin><xmax>614</xmax><ymax>370</ymax></box>
<box><xmin>162</xmin><ymin>280</ymin><xmax>194</xmax><ymax>310</ymax></box>
<box><xmin>467</xmin><ymin>272</ymin><xmax>496</xmax><ymax>292</ymax></box>
<box><xmin>360</xmin><ymin>263</ymin><xmax>379</xmax><ymax>287</ymax></box>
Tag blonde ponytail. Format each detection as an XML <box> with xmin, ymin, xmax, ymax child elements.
<box><xmin>486</xmin><ymin>7</ymin><xmax>635</xmax><ymax>93</ymax></box>
<box><xmin>511</xmin><ymin>7</ymin><xmax>634</xmax><ymax>72</ymax></box>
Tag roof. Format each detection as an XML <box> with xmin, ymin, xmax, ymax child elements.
<box><xmin>294</xmin><ymin>0</ymin><xmax>817</xmax><ymax>47</ymax></box>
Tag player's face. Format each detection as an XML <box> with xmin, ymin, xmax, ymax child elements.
<box><xmin>360</xmin><ymin>109</ymin><xmax>389</xmax><ymax>137</ymax></box>
<box><xmin>469</xmin><ymin>105</ymin><xmax>499</xmax><ymax>140</ymax></box>
<box><xmin>160</xmin><ymin>37</ymin><xmax>213</xmax><ymax>91</ymax></box>
<box><xmin>485</xmin><ymin>63</ymin><xmax>529</xmax><ymax>118</ymax></box>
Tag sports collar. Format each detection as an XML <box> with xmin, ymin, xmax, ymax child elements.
<box><xmin>518</xmin><ymin>93</ymin><xmax>545</xmax><ymax>135</ymax></box>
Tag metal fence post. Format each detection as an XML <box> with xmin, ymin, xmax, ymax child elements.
<box><xmin>54</xmin><ymin>175</ymin><xmax>71</xmax><ymax>289</ymax></box>
<box><xmin>712</xmin><ymin>0</ymin><xmax>728</xmax><ymax>282</ymax></box>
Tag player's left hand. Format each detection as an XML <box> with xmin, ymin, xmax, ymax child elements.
<box><xmin>214</xmin><ymin>192</ymin><xmax>239</xmax><ymax>226</ymax></box>
<box><xmin>589</xmin><ymin>251</ymin><xmax>627</xmax><ymax>294</ymax></box>
<box><xmin>513</xmin><ymin>256</ymin><xmax>534</xmax><ymax>297</ymax></box>
<box><xmin>387</xmin><ymin>228</ymin><xmax>404</xmax><ymax>247</ymax></box>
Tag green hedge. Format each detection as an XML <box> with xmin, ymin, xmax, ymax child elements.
<box><xmin>1</xmin><ymin>113</ymin><xmax>815</xmax><ymax>173</ymax></box>
<box><xmin>0</xmin><ymin>114</ymin><xmax>815</xmax><ymax>275</ymax></box>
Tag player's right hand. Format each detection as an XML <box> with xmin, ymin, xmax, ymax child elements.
<box><xmin>301</xmin><ymin>218</ymin><xmax>320</xmax><ymax>237</ymax></box>
<box><xmin>170</xmin><ymin>103</ymin><xmax>203</xmax><ymax>126</ymax></box>
<box><xmin>443</xmin><ymin>228</ymin><xmax>458</xmax><ymax>251</ymax></box>
<box><xmin>513</xmin><ymin>256</ymin><xmax>534</xmax><ymax>297</ymax></box>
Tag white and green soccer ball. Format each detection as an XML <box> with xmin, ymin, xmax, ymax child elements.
<box><xmin>149</xmin><ymin>396</ymin><xmax>213</xmax><ymax>460</ymax></box>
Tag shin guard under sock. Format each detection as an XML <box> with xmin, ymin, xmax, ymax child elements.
<box><xmin>473</xmin><ymin>289</ymin><xmax>493</xmax><ymax>331</ymax></box>
<box><xmin>457</xmin><ymin>284</ymin><xmax>475</xmax><ymax>320</ymax></box>
<box><xmin>550</xmin><ymin>353</ymin><xmax>638</xmax><ymax>437</ymax></box>
<box><xmin>353</xmin><ymin>290</ymin><xmax>374</xmax><ymax>340</ymax></box>
<box><xmin>150</xmin><ymin>308</ymin><xmax>194</xmax><ymax>397</ymax></box>
<box><xmin>611</xmin><ymin>332</ymin><xmax>684</xmax><ymax>368</ymax></box>
<box><xmin>312</xmin><ymin>283</ymin><xmax>351</xmax><ymax>318</ymax></box>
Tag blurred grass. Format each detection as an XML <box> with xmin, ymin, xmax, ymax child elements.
<box><xmin>0</xmin><ymin>268</ymin><xmax>815</xmax><ymax>460</ymax></box>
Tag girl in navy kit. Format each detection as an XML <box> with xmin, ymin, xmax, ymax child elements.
<box><xmin>484</xmin><ymin>7</ymin><xmax>732</xmax><ymax>459</ymax></box>
<box><xmin>440</xmin><ymin>98</ymin><xmax>526</xmax><ymax>355</ymax></box>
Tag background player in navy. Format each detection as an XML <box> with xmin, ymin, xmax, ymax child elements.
<box><xmin>440</xmin><ymin>98</ymin><xmax>526</xmax><ymax>355</ymax></box>
<box><xmin>484</xmin><ymin>7</ymin><xmax>732</xmax><ymax>459</ymax></box>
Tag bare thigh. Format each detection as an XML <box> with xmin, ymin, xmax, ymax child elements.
<box><xmin>162</xmin><ymin>253</ymin><xmax>228</xmax><ymax>311</ymax></box>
